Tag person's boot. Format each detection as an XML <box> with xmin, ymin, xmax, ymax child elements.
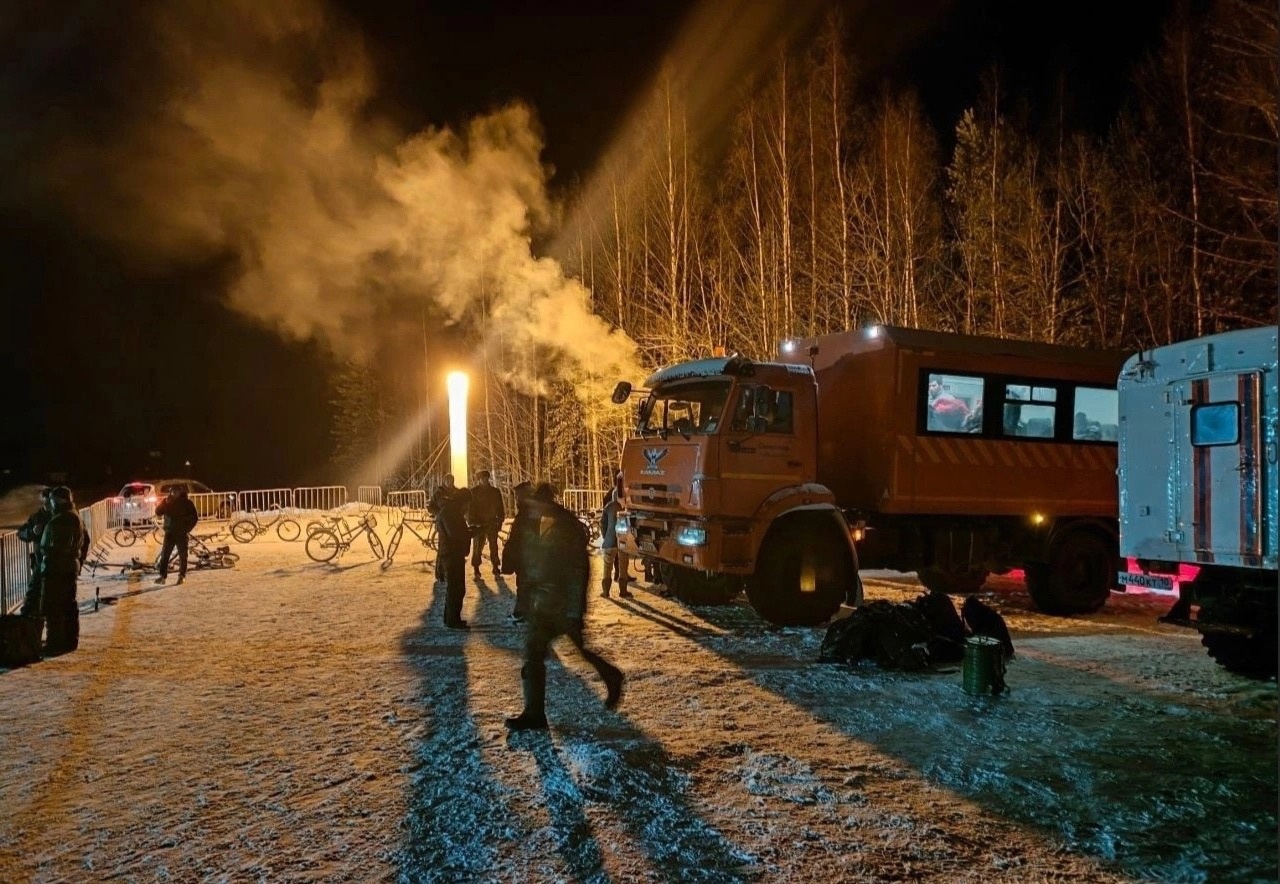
<box><xmin>154</xmin><ymin>576</ymin><xmax>166</xmax><ymax>585</ymax></box>
<box><xmin>176</xmin><ymin>575</ymin><xmax>185</xmax><ymax>586</ymax></box>
<box><xmin>600</xmin><ymin>580</ymin><xmax>610</xmax><ymax>599</ymax></box>
<box><xmin>473</xmin><ymin>566</ymin><xmax>482</xmax><ymax>580</ymax></box>
<box><xmin>618</xmin><ymin>581</ymin><xmax>633</xmax><ymax>599</ymax></box>
<box><xmin>602</xmin><ymin>665</ymin><xmax>625</xmax><ymax>710</ymax></box>
<box><xmin>506</xmin><ymin>664</ymin><xmax>548</xmax><ymax>730</ymax></box>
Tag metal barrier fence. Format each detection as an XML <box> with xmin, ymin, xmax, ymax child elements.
<box><xmin>386</xmin><ymin>490</ymin><xmax>427</xmax><ymax>527</ymax></box>
<box><xmin>1</xmin><ymin>531</ymin><xmax>31</xmax><ymax>616</ymax></box>
<box><xmin>236</xmin><ymin>488</ymin><xmax>293</xmax><ymax>514</ymax></box>
<box><xmin>357</xmin><ymin>486</ymin><xmax>383</xmax><ymax>507</ymax></box>
<box><xmin>562</xmin><ymin>488</ymin><xmax>608</xmax><ymax>514</ymax></box>
<box><xmin>190</xmin><ymin>492</ymin><xmax>236</xmax><ymax>521</ymax></box>
<box><xmin>80</xmin><ymin>499</ymin><xmax>113</xmax><ymax>549</ymax></box>
<box><xmin>293</xmin><ymin>486</ymin><xmax>347</xmax><ymax>513</ymax></box>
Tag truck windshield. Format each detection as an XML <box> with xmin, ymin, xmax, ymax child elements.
<box><xmin>639</xmin><ymin>380</ymin><xmax>731</xmax><ymax>436</ymax></box>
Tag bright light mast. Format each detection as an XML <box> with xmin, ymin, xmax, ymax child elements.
<box><xmin>446</xmin><ymin>371</ymin><xmax>469</xmax><ymax>486</ymax></box>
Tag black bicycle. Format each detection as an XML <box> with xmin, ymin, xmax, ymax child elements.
<box><xmin>380</xmin><ymin>516</ymin><xmax>437</xmax><ymax>570</ymax></box>
<box><xmin>230</xmin><ymin>506</ymin><xmax>301</xmax><ymax>543</ymax></box>
<box><xmin>305</xmin><ymin>513</ymin><xmax>384</xmax><ymax>564</ymax></box>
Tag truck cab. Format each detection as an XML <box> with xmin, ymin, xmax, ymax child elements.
<box><xmin>613</xmin><ymin>356</ymin><xmax>861</xmax><ymax>626</ymax></box>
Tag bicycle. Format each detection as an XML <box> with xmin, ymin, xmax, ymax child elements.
<box><xmin>187</xmin><ymin>532</ymin><xmax>241</xmax><ymax>570</ymax></box>
<box><xmin>380</xmin><ymin>516</ymin><xmax>437</xmax><ymax>570</ymax></box>
<box><xmin>114</xmin><ymin>520</ymin><xmax>164</xmax><ymax>547</ymax></box>
<box><xmin>229</xmin><ymin>506</ymin><xmax>301</xmax><ymax>543</ymax></box>
<box><xmin>305</xmin><ymin>513</ymin><xmax>385</xmax><ymax>563</ymax></box>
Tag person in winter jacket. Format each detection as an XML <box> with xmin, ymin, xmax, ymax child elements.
<box><xmin>467</xmin><ymin>470</ymin><xmax>506</xmax><ymax>579</ymax></box>
<box><xmin>17</xmin><ymin>487</ymin><xmax>52</xmax><ymax>617</ymax></box>
<box><xmin>39</xmin><ymin>487</ymin><xmax>85</xmax><ymax>655</ymax></box>
<box><xmin>155</xmin><ymin>487</ymin><xmax>199</xmax><ymax>585</ymax></box>
<box><xmin>506</xmin><ymin>483</ymin><xmax>624</xmax><ymax>731</ymax></box>
<box><xmin>500</xmin><ymin>481</ymin><xmax>535</xmax><ymax>621</ymax></box>
<box><xmin>436</xmin><ymin>487</ymin><xmax>473</xmax><ymax>629</ymax></box>
<box><xmin>598</xmin><ymin>476</ymin><xmax>632</xmax><ymax>599</ymax></box>
<box><xmin>428</xmin><ymin>474</ymin><xmax>457</xmax><ymax>583</ymax></box>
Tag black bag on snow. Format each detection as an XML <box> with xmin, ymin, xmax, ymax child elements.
<box><xmin>0</xmin><ymin>615</ymin><xmax>45</xmax><ymax>668</ymax></box>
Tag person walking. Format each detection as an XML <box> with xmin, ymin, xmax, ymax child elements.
<box><xmin>437</xmin><ymin>487</ymin><xmax>473</xmax><ymax>629</ymax></box>
<box><xmin>155</xmin><ymin>487</ymin><xmax>199</xmax><ymax>585</ymax></box>
<box><xmin>599</xmin><ymin>476</ymin><xmax>632</xmax><ymax>599</ymax></box>
<box><xmin>468</xmin><ymin>470</ymin><xmax>506</xmax><ymax>579</ymax></box>
<box><xmin>39</xmin><ymin>486</ymin><xmax>85</xmax><ymax>655</ymax></box>
<box><xmin>506</xmin><ymin>483</ymin><xmax>624</xmax><ymax>731</ymax></box>
<box><xmin>16</xmin><ymin>487</ymin><xmax>52</xmax><ymax>617</ymax></box>
<box><xmin>500</xmin><ymin>481</ymin><xmax>535</xmax><ymax>621</ymax></box>
<box><xmin>428</xmin><ymin>474</ymin><xmax>457</xmax><ymax>584</ymax></box>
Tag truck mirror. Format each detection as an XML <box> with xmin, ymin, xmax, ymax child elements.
<box><xmin>611</xmin><ymin>381</ymin><xmax>632</xmax><ymax>405</ymax></box>
<box><xmin>745</xmin><ymin>415</ymin><xmax>768</xmax><ymax>434</ymax></box>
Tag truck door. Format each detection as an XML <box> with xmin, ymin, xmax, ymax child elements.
<box><xmin>1175</xmin><ymin>372</ymin><xmax>1265</xmax><ymax>566</ymax></box>
<box><xmin>721</xmin><ymin>383</ymin><xmax>806</xmax><ymax>517</ymax></box>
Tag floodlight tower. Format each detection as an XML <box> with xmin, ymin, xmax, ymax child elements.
<box><xmin>446</xmin><ymin>371</ymin><xmax>469</xmax><ymax>486</ymax></box>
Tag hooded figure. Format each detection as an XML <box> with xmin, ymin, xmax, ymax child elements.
<box><xmin>500</xmin><ymin>481</ymin><xmax>536</xmax><ymax>621</ymax></box>
<box><xmin>506</xmin><ymin>483</ymin><xmax>624</xmax><ymax>731</ymax></box>
<box><xmin>39</xmin><ymin>487</ymin><xmax>85</xmax><ymax>655</ymax></box>
<box><xmin>17</xmin><ymin>487</ymin><xmax>52</xmax><ymax>617</ymax></box>
<box><xmin>436</xmin><ymin>487</ymin><xmax>473</xmax><ymax>629</ymax></box>
<box><xmin>598</xmin><ymin>473</ymin><xmax>632</xmax><ymax>599</ymax></box>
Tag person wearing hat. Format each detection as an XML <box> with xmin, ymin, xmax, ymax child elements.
<box><xmin>16</xmin><ymin>487</ymin><xmax>53</xmax><ymax>617</ymax></box>
<box><xmin>467</xmin><ymin>470</ymin><xmax>506</xmax><ymax>579</ymax></box>
<box><xmin>428</xmin><ymin>474</ymin><xmax>457</xmax><ymax>584</ymax></box>
<box><xmin>436</xmin><ymin>487</ymin><xmax>474</xmax><ymax>629</ymax></box>
<box><xmin>39</xmin><ymin>486</ymin><xmax>85</xmax><ymax>655</ymax></box>
<box><xmin>154</xmin><ymin>486</ymin><xmax>199</xmax><ymax>585</ymax></box>
<box><xmin>598</xmin><ymin>473</ymin><xmax>633</xmax><ymax>599</ymax></box>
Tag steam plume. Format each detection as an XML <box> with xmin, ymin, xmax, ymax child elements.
<box><xmin>43</xmin><ymin>0</ymin><xmax>640</xmax><ymax>394</ymax></box>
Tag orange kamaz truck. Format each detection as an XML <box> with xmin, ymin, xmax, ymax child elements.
<box><xmin>611</xmin><ymin>325</ymin><xmax>1131</xmax><ymax>626</ymax></box>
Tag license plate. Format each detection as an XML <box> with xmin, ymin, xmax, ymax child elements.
<box><xmin>1118</xmin><ymin>571</ymin><xmax>1175</xmax><ymax>591</ymax></box>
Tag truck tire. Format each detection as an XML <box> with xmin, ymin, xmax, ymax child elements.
<box><xmin>918</xmin><ymin>567</ymin><xmax>988</xmax><ymax>595</ymax></box>
<box><xmin>658</xmin><ymin>563</ymin><xmax>742</xmax><ymax>605</ymax></box>
<box><xmin>1198</xmin><ymin>601</ymin><xmax>1279</xmax><ymax>680</ymax></box>
<box><xmin>1024</xmin><ymin>529</ymin><xmax>1114</xmax><ymax>615</ymax></box>
<box><xmin>745</xmin><ymin>516</ymin><xmax>849</xmax><ymax>627</ymax></box>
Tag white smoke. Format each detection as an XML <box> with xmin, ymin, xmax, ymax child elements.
<box><xmin>46</xmin><ymin>0</ymin><xmax>640</xmax><ymax>395</ymax></box>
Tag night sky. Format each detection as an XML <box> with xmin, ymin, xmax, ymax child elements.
<box><xmin>0</xmin><ymin>0</ymin><xmax>1174</xmax><ymax>494</ymax></box>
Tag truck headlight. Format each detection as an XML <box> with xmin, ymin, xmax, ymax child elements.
<box><xmin>616</xmin><ymin>515</ymin><xmax>630</xmax><ymax>535</ymax></box>
<box><xmin>675</xmin><ymin>525</ymin><xmax>706</xmax><ymax>547</ymax></box>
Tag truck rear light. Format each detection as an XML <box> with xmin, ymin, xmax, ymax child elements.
<box><xmin>675</xmin><ymin>525</ymin><xmax>706</xmax><ymax>547</ymax></box>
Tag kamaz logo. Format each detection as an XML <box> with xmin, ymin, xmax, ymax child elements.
<box><xmin>641</xmin><ymin>447</ymin><xmax>669</xmax><ymax>475</ymax></box>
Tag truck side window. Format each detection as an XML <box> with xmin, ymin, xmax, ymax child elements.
<box><xmin>1002</xmin><ymin>384</ymin><xmax>1057</xmax><ymax>438</ymax></box>
<box><xmin>730</xmin><ymin>386</ymin><xmax>793</xmax><ymax>433</ymax></box>
<box><xmin>925</xmin><ymin>372</ymin><xmax>982</xmax><ymax>433</ymax></box>
<box><xmin>1191</xmin><ymin>402</ymin><xmax>1240</xmax><ymax>447</ymax></box>
<box><xmin>1072</xmin><ymin>386</ymin><xmax>1118</xmax><ymax>442</ymax></box>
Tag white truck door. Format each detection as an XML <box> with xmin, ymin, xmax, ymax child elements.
<box><xmin>1176</xmin><ymin>372</ymin><xmax>1264</xmax><ymax>567</ymax></box>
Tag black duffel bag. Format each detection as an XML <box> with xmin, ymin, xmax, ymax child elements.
<box><xmin>0</xmin><ymin>614</ymin><xmax>45</xmax><ymax>668</ymax></box>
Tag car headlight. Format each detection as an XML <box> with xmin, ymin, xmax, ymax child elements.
<box><xmin>675</xmin><ymin>525</ymin><xmax>706</xmax><ymax>547</ymax></box>
<box><xmin>615</xmin><ymin>515</ymin><xmax>630</xmax><ymax>535</ymax></box>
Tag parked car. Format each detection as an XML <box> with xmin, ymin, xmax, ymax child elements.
<box><xmin>114</xmin><ymin>479</ymin><xmax>216</xmax><ymax>524</ymax></box>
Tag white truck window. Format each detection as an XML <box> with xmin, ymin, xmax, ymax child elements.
<box><xmin>1002</xmin><ymin>384</ymin><xmax>1056</xmax><ymax>438</ymax></box>
<box><xmin>1191</xmin><ymin>402</ymin><xmax>1240</xmax><ymax>447</ymax></box>
<box><xmin>925</xmin><ymin>372</ymin><xmax>982</xmax><ymax>433</ymax></box>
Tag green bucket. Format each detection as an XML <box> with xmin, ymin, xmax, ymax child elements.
<box><xmin>962</xmin><ymin>635</ymin><xmax>1006</xmax><ymax>696</ymax></box>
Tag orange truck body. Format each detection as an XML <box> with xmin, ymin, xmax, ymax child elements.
<box><xmin>616</xmin><ymin>326</ymin><xmax>1133</xmax><ymax>622</ymax></box>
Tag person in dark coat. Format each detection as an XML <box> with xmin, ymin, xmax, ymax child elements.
<box><xmin>598</xmin><ymin>476</ymin><xmax>632</xmax><ymax>599</ymax></box>
<box><xmin>39</xmin><ymin>486</ymin><xmax>85</xmax><ymax>655</ymax></box>
<box><xmin>501</xmin><ymin>481</ymin><xmax>535</xmax><ymax>621</ymax></box>
<box><xmin>468</xmin><ymin>470</ymin><xmax>506</xmax><ymax>579</ymax></box>
<box><xmin>428</xmin><ymin>474</ymin><xmax>457</xmax><ymax>583</ymax></box>
<box><xmin>155</xmin><ymin>487</ymin><xmax>199</xmax><ymax>585</ymax></box>
<box><xmin>436</xmin><ymin>487</ymin><xmax>473</xmax><ymax>629</ymax></box>
<box><xmin>506</xmin><ymin>483</ymin><xmax>624</xmax><ymax>731</ymax></box>
<box><xmin>17</xmin><ymin>487</ymin><xmax>52</xmax><ymax>617</ymax></box>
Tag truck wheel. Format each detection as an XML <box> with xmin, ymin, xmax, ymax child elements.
<box><xmin>745</xmin><ymin>517</ymin><xmax>849</xmax><ymax>627</ymax></box>
<box><xmin>1025</xmin><ymin>529</ymin><xmax>1114</xmax><ymax>615</ymax></box>
<box><xmin>918</xmin><ymin>567</ymin><xmax>988</xmax><ymax>595</ymax></box>
<box><xmin>658</xmin><ymin>563</ymin><xmax>742</xmax><ymax>605</ymax></box>
<box><xmin>1199</xmin><ymin>602</ymin><xmax>1278</xmax><ymax>680</ymax></box>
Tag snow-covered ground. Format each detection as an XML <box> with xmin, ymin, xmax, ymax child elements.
<box><xmin>0</xmin><ymin>525</ymin><xmax>1274</xmax><ymax>883</ymax></box>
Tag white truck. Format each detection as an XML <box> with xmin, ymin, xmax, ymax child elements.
<box><xmin>1117</xmin><ymin>326</ymin><xmax>1278</xmax><ymax>678</ymax></box>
